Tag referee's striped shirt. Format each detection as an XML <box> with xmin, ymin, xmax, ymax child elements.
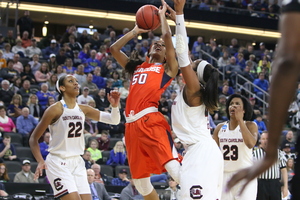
<box><xmin>253</xmin><ymin>148</ymin><xmax>287</xmax><ymax>179</ymax></box>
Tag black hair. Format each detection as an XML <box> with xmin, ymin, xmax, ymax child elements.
<box><xmin>201</xmin><ymin>64</ymin><xmax>219</xmax><ymax>113</ymax></box>
<box><xmin>225</xmin><ymin>94</ymin><xmax>253</xmax><ymax>121</ymax></box>
<box><xmin>6</xmin><ymin>59</ymin><xmax>13</xmax><ymax>65</ymax></box>
<box><xmin>125</xmin><ymin>49</ymin><xmax>143</xmax><ymax>76</ymax></box>
<box><xmin>56</xmin><ymin>75</ymin><xmax>67</xmax><ymax>101</ymax></box>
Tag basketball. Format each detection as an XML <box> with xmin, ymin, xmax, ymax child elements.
<box><xmin>136</xmin><ymin>5</ymin><xmax>160</xmax><ymax>31</ymax></box>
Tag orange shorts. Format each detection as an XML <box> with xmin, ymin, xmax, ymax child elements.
<box><xmin>125</xmin><ymin>112</ymin><xmax>176</xmax><ymax>179</ymax></box>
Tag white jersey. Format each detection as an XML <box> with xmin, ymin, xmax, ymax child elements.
<box><xmin>218</xmin><ymin>121</ymin><xmax>254</xmax><ymax>172</ymax></box>
<box><xmin>171</xmin><ymin>89</ymin><xmax>211</xmax><ymax>145</ymax></box>
<box><xmin>48</xmin><ymin>99</ymin><xmax>85</xmax><ymax>158</ymax></box>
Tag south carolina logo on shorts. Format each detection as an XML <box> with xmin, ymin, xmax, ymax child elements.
<box><xmin>190</xmin><ymin>185</ymin><xmax>203</xmax><ymax>199</ymax></box>
<box><xmin>54</xmin><ymin>178</ymin><xmax>63</xmax><ymax>191</ymax></box>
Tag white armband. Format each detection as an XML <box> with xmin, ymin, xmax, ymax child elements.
<box><xmin>99</xmin><ymin>107</ymin><xmax>120</xmax><ymax>125</ymax></box>
<box><xmin>175</xmin><ymin>14</ymin><xmax>190</xmax><ymax>68</ymax></box>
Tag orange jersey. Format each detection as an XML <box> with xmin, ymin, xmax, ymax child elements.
<box><xmin>125</xmin><ymin>62</ymin><xmax>173</xmax><ymax>117</ymax></box>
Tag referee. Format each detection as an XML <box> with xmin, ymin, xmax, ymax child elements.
<box><xmin>253</xmin><ymin>131</ymin><xmax>288</xmax><ymax>200</ymax></box>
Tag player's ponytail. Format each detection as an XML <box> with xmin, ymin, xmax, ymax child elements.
<box><xmin>56</xmin><ymin>75</ymin><xmax>67</xmax><ymax>101</ymax></box>
<box><xmin>125</xmin><ymin>49</ymin><xmax>143</xmax><ymax>76</ymax></box>
<box><xmin>201</xmin><ymin>64</ymin><xmax>219</xmax><ymax>113</ymax></box>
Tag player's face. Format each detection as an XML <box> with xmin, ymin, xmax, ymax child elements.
<box><xmin>150</xmin><ymin>40</ymin><xmax>166</xmax><ymax>60</ymax></box>
<box><xmin>228</xmin><ymin>97</ymin><xmax>244</xmax><ymax>117</ymax></box>
<box><xmin>61</xmin><ymin>75</ymin><xmax>80</xmax><ymax>96</ymax></box>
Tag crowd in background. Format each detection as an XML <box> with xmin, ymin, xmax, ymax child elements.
<box><xmin>0</xmin><ymin>7</ymin><xmax>298</xmax><ymax>199</ymax></box>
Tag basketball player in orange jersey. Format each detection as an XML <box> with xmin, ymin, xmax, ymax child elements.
<box><xmin>29</xmin><ymin>75</ymin><xmax>120</xmax><ymax>200</ymax></box>
<box><xmin>110</xmin><ymin>1</ymin><xmax>181</xmax><ymax>200</ymax></box>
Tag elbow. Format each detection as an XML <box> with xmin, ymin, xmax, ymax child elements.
<box><xmin>109</xmin><ymin>45</ymin><xmax>117</xmax><ymax>55</ymax></box>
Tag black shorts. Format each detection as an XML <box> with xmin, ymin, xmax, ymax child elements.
<box><xmin>282</xmin><ymin>0</ymin><xmax>300</xmax><ymax>12</ymax></box>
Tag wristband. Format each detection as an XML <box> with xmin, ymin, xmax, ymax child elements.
<box><xmin>99</xmin><ymin>107</ymin><xmax>120</xmax><ymax>125</ymax></box>
<box><xmin>175</xmin><ymin>14</ymin><xmax>190</xmax><ymax>68</ymax></box>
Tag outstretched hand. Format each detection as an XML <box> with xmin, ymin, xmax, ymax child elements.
<box><xmin>226</xmin><ymin>158</ymin><xmax>275</xmax><ymax>195</ymax></box>
<box><xmin>159</xmin><ymin>0</ymin><xmax>168</xmax><ymax>16</ymax></box>
<box><xmin>172</xmin><ymin>0</ymin><xmax>186</xmax><ymax>14</ymax></box>
<box><xmin>107</xmin><ymin>90</ymin><xmax>121</xmax><ymax>108</ymax></box>
<box><xmin>165</xmin><ymin>3</ymin><xmax>176</xmax><ymax>22</ymax></box>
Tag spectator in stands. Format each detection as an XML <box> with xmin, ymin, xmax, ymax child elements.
<box><xmin>56</xmin><ymin>48</ymin><xmax>68</xmax><ymax>66</ymax></box>
<box><xmin>78</xmin><ymin>30</ymin><xmax>90</xmax><ymax>47</ymax></box>
<box><xmin>89</xmin><ymin>32</ymin><xmax>101</xmax><ymax>51</ymax></box>
<box><xmin>14</xmin><ymin>160</ymin><xmax>38</xmax><ymax>183</ymax></box>
<box><xmin>192</xmin><ymin>36</ymin><xmax>206</xmax><ymax>59</ymax></box>
<box><xmin>16</xmin><ymin>10</ymin><xmax>34</xmax><ymax>39</ymax></box>
<box><xmin>61</xmin><ymin>24</ymin><xmax>76</xmax><ymax>44</ymax></box>
<box><xmin>254</xmin><ymin>114</ymin><xmax>267</xmax><ymax>134</ymax></box>
<box><xmin>120</xmin><ymin>177</ymin><xmax>143</xmax><ymax>200</ymax></box>
<box><xmin>12</xmin><ymin>39</ymin><xmax>26</xmax><ymax>57</ymax></box>
<box><xmin>17</xmin><ymin>80</ymin><xmax>33</xmax><ymax>105</ymax></box>
<box><xmin>3</xmin><ymin>43</ymin><xmax>14</xmax><ymax>60</ymax></box>
<box><xmin>21</xmin><ymin>31</ymin><xmax>32</xmax><ymax>48</ymax></box>
<box><xmin>253</xmin><ymin>72</ymin><xmax>269</xmax><ymax>107</ymax></box>
<box><xmin>218</xmin><ymin>50</ymin><xmax>230</xmax><ymax>69</ymax></box>
<box><xmin>0</xmin><ymin>135</ymin><xmax>17</xmax><ymax>162</ymax></box>
<box><xmin>79</xmin><ymin>43</ymin><xmax>91</xmax><ymax>62</ymax></box>
<box><xmin>42</xmin><ymin>39</ymin><xmax>59</xmax><ymax>60</ymax></box>
<box><xmin>16</xmin><ymin>107</ymin><xmax>38</xmax><ymax>145</ymax></box>
<box><xmin>47</xmin><ymin>74</ymin><xmax>58</xmax><ymax>93</ymax></box>
<box><xmin>36</xmin><ymin>83</ymin><xmax>55</xmax><ymax>110</ymax></box>
<box><xmin>34</xmin><ymin>62</ymin><xmax>52</xmax><ymax>84</ymax></box>
<box><xmin>246</xmin><ymin>54</ymin><xmax>258</xmax><ymax>74</ymax></box>
<box><xmin>87</xmin><ymin>168</ymin><xmax>112</xmax><ymax>200</ymax></box>
<box><xmin>81</xmin><ymin>73</ymin><xmax>99</xmax><ymax>97</ymax></box>
<box><xmin>84</xmin><ymin>112</ymin><xmax>99</xmax><ymax>144</ymax></box>
<box><xmin>101</xmin><ymin>59</ymin><xmax>115</xmax><ymax>78</ymax></box>
<box><xmin>7</xmin><ymin>94</ymin><xmax>23</xmax><ymax>122</ymax></box>
<box><xmin>164</xmin><ymin>176</ymin><xmax>181</xmax><ymax>200</ymax></box>
<box><xmin>38</xmin><ymin>34</ymin><xmax>54</xmax><ymax>50</ymax></box>
<box><xmin>11</xmin><ymin>77</ymin><xmax>22</xmax><ymax>94</ymax></box>
<box><xmin>48</xmin><ymin>53</ymin><xmax>58</xmax><ymax>72</ymax></box>
<box><xmin>73</xmin><ymin>50</ymin><xmax>82</xmax><ymax>67</ymax></box>
<box><xmin>94</xmin><ymin>88</ymin><xmax>110</xmax><ymax>112</ymax></box>
<box><xmin>158</xmin><ymin>95</ymin><xmax>170</xmax><ymax>118</ymax></box>
<box><xmin>96</xmin><ymin>45</ymin><xmax>108</xmax><ymax>62</ymax></box>
<box><xmin>97</xmin><ymin>130</ymin><xmax>110</xmax><ymax>151</ymax></box>
<box><xmin>111</xmin><ymin>70</ymin><xmax>123</xmax><ymax>88</ymax></box>
<box><xmin>21</xmin><ymin>64</ymin><xmax>36</xmax><ymax>85</ymax></box>
<box><xmin>106</xmin><ymin>141</ymin><xmax>126</xmax><ymax>167</ymax></box>
<box><xmin>77</xmin><ymin>87</ymin><xmax>93</xmax><ymax>105</ymax></box>
<box><xmin>218</xmin><ymin>81</ymin><xmax>234</xmax><ymax>97</ymax></box>
<box><xmin>87</xmin><ymin>139</ymin><xmax>102</xmax><ymax>164</ymax></box>
<box><xmin>25</xmin><ymin>38</ymin><xmax>41</xmax><ymax>59</ymax></box>
<box><xmin>74</xmin><ymin>64</ymin><xmax>86</xmax><ymax>85</ymax></box>
<box><xmin>0</xmin><ymin>50</ymin><xmax>6</xmax><ymax>70</ymax></box>
<box><xmin>228</xmin><ymin>38</ymin><xmax>240</xmax><ymax>55</ymax></box>
<box><xmin>281</xmin><ymin>130</ymin><xmax>296</xmax><ymax>153</ymax></box>
<box><xmin>92</xmin><ymin>66</ymin><xmax>106</xmax><ymax>89</ymax></box>
<box><xmin>0</xmin><ymin>163</ymin><xmax>9</xmax><ymax>182</ymax></box>
<box><xmin>27</xmin><ymin>94</ymin><xmax>44</xmax><ymax>120</ymax></box>
<box><xmin>83</xmin><ymin>50</ymin><xmax>99</xmax><ymax>74</ymax></box>
<box><xmin>12</xmin><ymin>54</ymin><xmax>23</xmax><ymax>74</ymax></box>
<box><xmin>105</xmin><ymin>78</ymin><xmax>114</xmax><ymax>95</ymax></box>
<box><xmin>91</xmin><ymin>163</ymin><xmax>111</xmax><ymax>185</ymax></box>
<box><xmin>112</xmin><ymin>168</ymin><xmax>130</xmax><ymax>187</ymax></box>
<box><xmin>286</xmin><ymin>158</ymin><xmax>295</xmax><ymax>193</ymax></box>
<box><xmin>238</xmin><ymin>63</ymin><xmax>255</xmax><ymax>93</ymax></box>
<box><xmin>68</xmin><ymin>34</ymin><xmax>82</xmax><ymax>53</ymax></box>
<box><xmin>0</xmin><ymin>80</ymin><xmax>15</xmax><ymax>108</ymax></box>
<box><xmin>39</xmin><ymin>132</ymin><xmax>50</xmax><ymax>160</ymax></box>
<box><xmin>28</xmin><ymin>54</ymin><xmax>41</xmax><ymax>75</ymax></box>
<box><xmin>53</xmin><ymin>64</ymin><xmax>67</xmax><ymax>80</ymax></box>
<box><xmin>236</xmin><ymin>52</ymin><xmax>246</xmax><ymax>70</ymax></box>
<box><xmin>281</xmin><ymin>143</ymin><xmax>297</xmax><ymax>160</ymax></box>
<box><xmin>224</xmin><ymin>56</ymin><xmax>243</xmax><ymax>87</ymax></box>
<box><xmin>249</xmin><ymin>97</ymin><xmax>261</xmax><ymax>120</ymax></box>
<box><xmin>44</xmin><ymin>96</ymin><xmax>56</xmax><ymax>112</ymax></box>
<box><xmin>4</xmin><ymin>30</ymin><xmax>16</xmax><ymax>47</ymax></box>
<box><xmin>82</xmin><ymin>150</ymin><xmax>93</xmax><ymax>169</ymax></box>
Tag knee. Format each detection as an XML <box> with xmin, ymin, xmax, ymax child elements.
<box><xmin>133</xmin><ymin>177</ymin><xmax>154</xmax><ymax>196</ymax></box>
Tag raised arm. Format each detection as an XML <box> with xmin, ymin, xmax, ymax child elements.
<box><xmin>110</xmin><ymin>26</ymin><xmax>148</xmax><ymax>68</ymax></box>
<box><xmin>160</xmin><ymin>0</ymin><xmax>178</xmax><ymax>78</ymax></box>
<box><xmin>172</xmin><ymin>0</ymin><xmax>202</xmax><ymax>104</ymax></box>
